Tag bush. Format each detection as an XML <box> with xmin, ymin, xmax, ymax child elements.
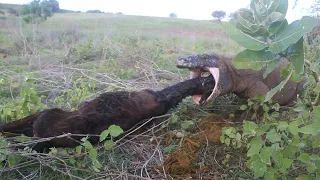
<box><xmin>6</xmin><ymin>8</ymin><xmax>18</xmax><ymax>16</ymax></box>
<box><xmin>221</xmin><ymin>0</ymin><xmax>320</xmax><ymax>178</ymax></box>
<box><xmin>21</xmin><ymin>0</ymin><xmax>59</xmax><ymax>23</ymax></box>
<box><xmin>86</xmin><ymin>10</ymin><xmax>103</xmax><ymax>13</ymax></box>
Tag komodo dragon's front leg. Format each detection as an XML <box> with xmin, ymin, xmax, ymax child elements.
<box><xmin>245</xmin><ymin>81</ymin><xmax>270</xmax><ymax>99</ymax></box>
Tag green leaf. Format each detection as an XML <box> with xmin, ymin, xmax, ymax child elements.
<box><xmin>269</xmin><ymin>16</ymin><xmax>317</xmax><ymax>53</ymax></box>
<box><xmin>233</xmin><ymin>49</ymin><xmax>276</xmax><ymax>71</ymax></box>
<box><xmin>89</xmin><ymin>148</ymin><xmax>97</xmax><ymax>161</ymax></box>
<box><xmin>265</xmin><ymin>68</ymin><xmax>293</xmax><ymax>102</ymax></box>
<box><xmin>99</xmin><ymin>129</ymin><xmax>110</xmax><ymax>142</ymax></box>
<box><xmin>268</xmin><ymin>20</ymin><xmax>288</xmax><ymax>35</ymax></box>
<box><xmin>312</xmin><ymin>137</ymin><xmax>320</xmax><ymax>148</ymax></box>
<box><xmin>83</xmin><ymin>140</ymin><xmax>93</xmax><ymax>150</ymax></box>
<box><xmin>272</xmin><ymin>151</ymin><xmax>284</xmax><ymax>167</ymax></box>
<box><xmin>266</xmin><ymin>129</ymin><xmax>282</xmax><ymax>143</ymax></box>
<box><xmin>76</xmin><ymin>146</ymin><xmax>82</xmax><ymax>154</ymax></box>
<box><xmin>92</xmin><ymin>165</ymin><xmax>100</xmax><ymax>172</ymax></box>
<box><xmin>281</xmin><ymin>158</ymin><xmax>293</xmax><ymax>171</ymax></box>
<box><xmin>301</xmin><ymin>174</ymin><xmax>314</xmax><ymax>180</ymax></box>
<box><xmin>256</xmin><ymin>124</ymin><xmax>270</xmax><ymax>136</ymax></box>
<box><xmin>49</xmin><ymin>147</ymin><xmax>58</xmax><ymax>155</ymax></box>
<box><xmin>251</xmin><ymin>0</ymin><xmax>279</xmax><ymax>23</ymax></box>
<box><xmin>225</xmin><ymin>138</ymin><xmax>231</xmax><ymax>146</ymax></box>
<box><xmin>262</xmin><ymin>12</ymin><xmax>285</xmax><ymax>27</ymax></box>
<box><xmin>277</xmin><ymin>121</ymin><xmax>288</xmax><ymax>131</ymax></box>
<box><xmin>220</xmin><ymin>135</ymin><xmax>225</xmax><ymax>143</ymax></box>
<box><xmin>236</xmin><ymin>132</ymin><xmax>242</xmax><ymax>141</ymax></box>
<box><xmin>0</xmin><ymin>149</ymin><xmax>9</xmax><ymax>155</ymax></box>
<box><xmin>298</xmin><ymin>153</ymin><xmax>310</xmax><ymax>163</ymax></box>
<box><xmin>314</xmin><ymin>83</ymin><xmax>320</xmax><ymax>93</ymax></box>
<box><xmin>108</xmin><ymin>125</ymin><xmax>123</xmax><ymax>137</ymax></box>
<box><xmin>288</xmin><ymin>120</ymin><xmax>302</xmax><ymax>135</ymax></box>
<box><xmin>8</xmin><ymin>155</ymin><xmax>16</xmax><ymax>166</ymax></box>
<box><xmin>227</xmin><ymin>24</ymin><xmax>268</xmax><ymax>51</ymax></box>
<box><xmin>251</xmin><ymin>154</ymin><xmax>267</xmax><ymax>178</ymax></box>
<box><xmin>307</xmin><ymin>163</ymin><xmax>317</xmax><ymax>173</ymax></box>
<box><xmin>276</xmin><ymin>0</ymin><xmax>288</xmax><ymax>15</ymax></box>
<box><xmin>287</xmin><ymin>38</ymin><xmax>304</xmax><ymax>74</ymax></box>
<box><xmin>291</xmin><ymin>69</ymin><xmax>305</xmax><ymax>82</ymax></box>
<box><xmin>314</xmin><ymin>106</ymin><xmax>320</xmax><ymax>127</ymax></box>
<box><xmin>242</xmin><ymin>120</ymin><xmax>258</xmax><ymax>137</ymax></box>
<box><xmin>260</xmin><ymin>147</ymin><xmax>272</xmax><ymax>165</ymax></box>
<box><xmin>247</xmin><ymin>137</ymin><xmax>263</xmax><ymax>156</ymax></box>
<box><xmin>264</xmin><ymin>168</ymin><xmax>278</xmax><ymax>180</ymax></box>
<box><xmin>236</xmin><ymin>14</ymin><xmax>262</xmax><ymax>34</ymax></box>
<box><xmin>69</xmin><ymin>157</ymin><xmax>76</xmax><ymax>165</ymax></box>
<box><xmin>104</xmin><ymin>140</ymin><xmax>115</xmax><ymax>150</ymax></box>
<box><xmin>240</xmin><ymin>104</ymin><xmax>247</xmax><ymax>110</ymax></box>
<box><xmin>180</xmin><ymin>120</ymin><xmax>194</xmax><ymax>130</ymax></box>
<box><xmin>93</xmin><ymin>160</ymin><xmax>102</xmax><ymax>169</ymax></box>
<box><xmin>282</xmin><ymin>145</ymin><xmax>299</xmax><ymax>158</ymax></box>
<box><xmin>225</xmin><ymin>127</ymin><xmax>236</xmax><ymax>138</ymax></box>
<box><xmin>263</xmin><ymin>58</ymin><xmax>280</xmax><ymax>78</ymax></box>
<box><xmin>316</xmin><ymin>160</ymin><xmax>320</xmax><ymax>169</ymax></box>
<box><xmin>310</xmin><ymin>154</ymin><xmax>319</xmax><ymax>160</ymax></box>
<box><xmin>299</xmin><ymin>125</ymin><xmax>317</xmax><ymax>135</ymax></box>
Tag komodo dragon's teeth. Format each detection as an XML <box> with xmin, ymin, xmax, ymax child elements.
<box><xmin>206</xmin><ymin>67</ymin><xmax>220</xmax><ymax>102</ymax></box>
<box><xmin>190</xmin><ymin>69</ymin><xmax>201</xmax><ymax>79</ymax></box>
<box><xmin>190</xmin><ymin>69</ymin><xmax>202</xmax><ymax>104</ymax></box>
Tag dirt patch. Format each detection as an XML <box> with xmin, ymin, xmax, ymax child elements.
<box><xmin>164</xmin><ymin>114</ymin><xmax>233</xmax><ymax>178</ymax></box>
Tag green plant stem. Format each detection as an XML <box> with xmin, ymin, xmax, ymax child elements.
<box><xmin>305</xmin><ymin>60</ymin><xmax>319</xmax><ymax>83</ymax></box>
<box><xmin>305</xmin><ymin>60</ymin><xmax>320</xmax><ymax>105</ymax></box>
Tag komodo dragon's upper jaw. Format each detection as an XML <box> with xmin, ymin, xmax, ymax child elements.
<box><xmin>190</xmin><ymin>67</ymin><xmax>221</xmax><ymax>105</ymax></box>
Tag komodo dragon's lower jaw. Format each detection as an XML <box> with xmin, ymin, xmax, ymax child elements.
<box><xmin>190</xmin><ymin>67</ymin><xmax>220</xmax><ymax>105</ymax></box>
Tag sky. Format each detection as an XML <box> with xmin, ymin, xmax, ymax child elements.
<box><xmin>0</xmin><ymin>0</ymin><xmax>316</xmax><ymax>22</ymax></box>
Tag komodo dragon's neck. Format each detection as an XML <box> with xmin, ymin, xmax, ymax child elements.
<box><xmin>215</xmin><ymin>55</ymin><xmax>247</xmax><ymax>96</ymax></box>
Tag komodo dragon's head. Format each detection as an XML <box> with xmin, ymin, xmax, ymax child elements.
<box><xmin>176</xmin><ymin>53</ymin><xmax>232</xmax><ymax>105</ymax></box>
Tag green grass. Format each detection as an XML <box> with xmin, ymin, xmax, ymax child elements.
<box><xmin>0</xmin><ymin>3</ymin><xmax>22</xmax><ymax>13</ymax></box>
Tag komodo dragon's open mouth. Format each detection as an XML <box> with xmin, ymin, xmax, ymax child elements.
<box><xmin>176</xmin><ymin>54</ymin><xmax>222</xmax><ymax>106</ymax></box>
<box><xmin>188</xmin><ymin>67</ymin><xmax>219</xmax><ymax>105</ymax></box>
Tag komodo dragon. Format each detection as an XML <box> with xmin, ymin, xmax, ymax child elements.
<box><xmin>176</xmin><ymin>53</ymin><xmax>307</xmax><ymax>106</ymax></box>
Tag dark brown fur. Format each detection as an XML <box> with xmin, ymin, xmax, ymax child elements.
<box><xmin>0</xmin><ymin>76</ymin><xmax>215</xmax><ymax>150</ymax></box>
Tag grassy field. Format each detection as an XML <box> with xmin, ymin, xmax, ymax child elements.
<box><xmin>0</xmin><ymin>10</ymin><xmax>250</xmax><ymax>179</ymax></box>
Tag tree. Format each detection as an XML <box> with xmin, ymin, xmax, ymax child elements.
<box><xmin>21</xmin><ymin>0</ymin><xmax>59</xmax><ymax>23</ymax></box>
<box><xmin>211</xmin><ymin>10</ymin><xmax>226</xmax><ymax>21</ymax></box>
<box><xmin>169</xmin><ymin>13</ymin><xmax>177</xmax><ymax>18</ymax></box>
<box><xmin>310</xmin><ymin>0</ymin><xmax>320</xmax><ymax>14</ymax></box>
<box><xmin>41</xmin><ymin>0</ymin><xmax>60</xmax><ymax>12</ymax></box>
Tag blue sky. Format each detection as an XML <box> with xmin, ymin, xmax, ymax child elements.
<box><xmin>0</xmin><ymin>0</ymin><xmax>315</xmax><ymax>22</ymax></box>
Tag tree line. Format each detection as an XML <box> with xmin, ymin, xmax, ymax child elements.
<box><xmin>21</xmin><ymin>0</ymin><xmax>59</xmax><ymax>23</ymax></box>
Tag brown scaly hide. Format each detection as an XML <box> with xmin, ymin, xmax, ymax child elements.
<box><xmin>0</xmin><ymin>75</ymin><xmax>215</xmax><ymax>151</ymax></box>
